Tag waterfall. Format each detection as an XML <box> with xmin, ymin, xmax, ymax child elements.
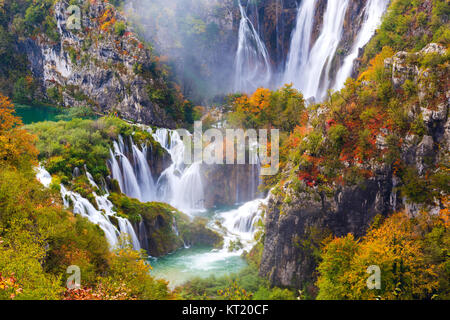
<box><xmin>109</xmin><ymin>135</ymin><xmax>157</xmax><ymax>203</ymax></box>
<box><xmin>219</xmin><ymin>195</ymin><xmax>269</xmax><ymax>249</ymax></box>
<box><xmin>234</xmin><ymin>0</ymin><xmax>272</xmax><ymax>93</ymax></box>
<box><xmin>35</xmin><ymin>166</ymin><xmax>140</xmax><ymax>251</ymax></box>
<box><xmin>138</xmin><ymin>219</ymin><xmax>149</xmax><ymax>253</ymax></box>
<box><xmin>301</xmin><ymin>0</ymin><xmax>350</xmax><ymax>100</ymax></box>
<box><xmin>333</xmin><ymin>0</ymin><xmax>389</xmax><ymax>91</ymax></box>
<box><xmin>132</xmin><ymin>143</ymin><xmax>156</xmax><ymax>202</ymax></box>
<box><xmin>283</xmin><ymin>0</ymin><xmax>388</xmax><ymax>101</ymax></box>
<box><xmin>109</xmin><ymin>130</ymin><xmax>205</xmax><ymax>214</ymax></box>
<box><xmin>113</xmin><ymin>140</ymin><xmax>142</xmax><ymax>200</ymax></box>
<box><xmin>35</xmin><ymin>165</ymin><xmax>52</xmax><ymax>188</ymax></box>
<box><xmin>282</xmin><ymin>0</ymin><xmax>315</xmax><ymax>90</ymax></box>
<box><xmin>60</xmin><ymin>184</ymin><xmax>140</xmax><ymax>251</ymax></box>
<box><xmin>153</xmin><ymin>129</ymin><xmax>205</xmax><ymax>213</ymax></box>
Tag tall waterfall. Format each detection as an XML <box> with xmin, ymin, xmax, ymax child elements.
<box><xmin>282</xmin><ymin>0</ymin><xmax>316</xmax><ymax>90</ymax></box>
<box><xmin>282</xmin><ymin>0</ymin><xmax>388</xmax><ymax>101</ymax></box>
<box><xmin>234</xmin><ymin>0</ymin><xmax>272</xmax><ymax>93</ymax></box>
<box><xmin>333</xmin><ymin>0</ymin><xmax>389</xmax><ymax>91</ymax></box>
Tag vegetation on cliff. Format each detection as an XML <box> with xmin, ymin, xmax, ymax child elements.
<box><xmin>0</xmin><ymin>0</ymin><xmax>195</xmax><ymax>126</ymax></box>
<box><xmin>0</xmin><ymin>94</ymin><xmax>172</xmax><ymax>299</ymax></box>
<box><xmin>317</xmin><ymin>203</ymin><xmax>449</xmax><ymax>300</ymax></box>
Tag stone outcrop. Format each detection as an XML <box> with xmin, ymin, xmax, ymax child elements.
<box><xmin>259</xmin><ymin>44</ymin><xmax>449</xmax><ymax>293</ymax></box>
<box><xmin>21</xmin><ymin>0</ymin><xmax>178</xmax><ymax>128</ymax></box>
<box><xmin>109</xmin><ymin>194</ymin><xmax>223</xmax><ymax>257</ymax></box>
<box><xmin>202</xmin><ymin>164</ymin><xmax>261</xmax><ymax>208</ymax></box>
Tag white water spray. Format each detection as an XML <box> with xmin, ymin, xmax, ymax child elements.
<box><xmin>234</xmin><ymin>0</ymin><xmax>272</xmax><ymax>93</ymax></box>
<box><xmin>333</xmin><ymin>0</ymin><xmax>389</xmax><ymax>91</ymax></box>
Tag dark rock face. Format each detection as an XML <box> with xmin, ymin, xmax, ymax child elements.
<box><xmin>259</xmin><ymin>44</ymin><xmax>450</xmax><ymax>292</ymax></box>
<box><xmin>260</xmin><ymin>168</ymin><xmax>394</xmax><ymax>290</ymax></box>
<box><xmin>202</xmin><ymin>164</ymin><xmax>261</xmax><ymax>208</ymax></box>
<box><xmin>22</xmin><ymin>0</ymin><xmax>177</xmax><ymax>128</ymax></box>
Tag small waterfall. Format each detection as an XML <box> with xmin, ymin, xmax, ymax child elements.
<box><xmin>35</xmin><ymin>166</ymin><xmax>140</xmax><ymax>251</ymax></box>
<box><xmin>109</xmin><ymin>149</ymin><xmax>124</xmax><ymax>191</ymax></box>
<box><xmin>153</xmin><ymin>129</ymin><xmax>205</xmax><ymax>214</ymax></box>
<box><xmin>109</xmin><ymin>135</ymin><xmax>157</xmax><ymax>203</ymax></box>
<box><xmin>35</xmin><ymin>165</ymin><xmax>52</xmax><ymax>188</ymax></box>
<box><xmin>132</xmin><ymin>143</ymin><xmax>156</xmax><ymax>202</ymax></box>
<box><xmin>138</xmin><ymin>219</ymin><xmax>149</xmax><ymax>253</ymax></box>
<box><xmin>234</xmin><ymin>0</ymin><xmax>272</xmax><ymax>93</ymax></box>
<box><xmin>111</xmin><ymin>138</ymin><xmax>141</xmax><ymax>200</ymax></box>
<box><xmin>118</xmin><ymin>217</ymin><xmax>141</xmax><ymax>250</ymax></box>
<box><xmin>333</xmin><ymin>0</ymin><xmax>389</xmax><ymax>91</ymax></box>
<box><xmin>61</xmin><ymin>184</ymin><xmax>141</xmax><ymax>251</ymax></box>
<box><xmin>219</xmin><ymin>195</ymin><xmax>269</xmax><ymax>250</ymax></box>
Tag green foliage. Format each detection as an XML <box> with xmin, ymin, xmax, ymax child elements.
<box><xmin>54</xmin><ymin>106</ymin><xmax>95</xmax><ymax>121</ymax></box>
<box><xmin>364</xmin><ymin>0</ymin><xmax>450</xmax><ymax>62</ymax></box>
<box><xmin>178</xmin><ymin>265</ymin><xmax>296</xmax><ymax>300</ymax></box>
<box><xmin>25</xmin><ymin>117</ymin><xmax>159</xmax><ymax>182</ymax></box>
<box><xmin>104</xmin><ymin>242</ymin><xmax>171</xmax><ymax>300</ymax></box>
<box><xmin>114</xmin><ymin>21</ymin><xmax>126</xmax><ymax>37</ymax></box>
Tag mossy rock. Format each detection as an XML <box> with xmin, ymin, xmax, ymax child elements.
<box><xmin>108</xmin><ymin>193</ymin><xmax>223</xmax><ymax>256</ymax></box>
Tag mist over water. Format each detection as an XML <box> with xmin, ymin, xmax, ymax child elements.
<box><xmin>124</xmin><ymin>0</ymin><xmax>236</xmax><ymax>104</ymax></box>
<box><xmin>124</xmin><ymin>0</ymin><xmax>388</xmax><ymax>104</ymax></box>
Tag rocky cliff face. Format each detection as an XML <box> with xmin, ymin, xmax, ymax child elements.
<box><xmin>21</xmin><ymin>0</ymin><xmax>179</xmax><ymax>128</ymax></box>
<box><xmin>202</xmin><ymin>163</ymin><xmax>262</xmax><ymax>208</ymax></box>
<box><xmin>259</xmin><ymin>43</ymin><xmax>449</xmax><ymax>293</ymax></box>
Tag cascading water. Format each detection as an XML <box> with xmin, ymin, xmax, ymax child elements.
<box><xmin>109</xmin><ymin>130</ymin><xmax>205</xmax><ymax>214</ymax></box>
<box><xmin>282</xmin><ymin>0</ymin><xmax>315</xmax><ymax>90</ymax></box>
<box><xmin>35</xmin><ymin>166</ymin><xmax>140</xmax><ymax>250</ymax></box>
<box><xmin>282</xmin><ymin>0</ymin><xmax>388</xmax><ymax>101</ymax></box>
<box><xmin>300</xmin><ymin>0</ymin><xmax>350</xmax><ymax>100</ymax></box>
<box><xmin>234</xmin><ymin>0</ymin><xmax>272</xmax><ymax>93</ymax></box>
<box><xmin>333</xmin><ymin>0</ymin><xmax>389</xmax><ymax>91</ymax></box>
<box><xmin>109</xmin><ymin>135</ymin><xmax>157</xmax><ymax>203</ymax></box>
<box><xmin>132</xmin><ymin>143</ymin><xmax>157</xmax><ymax>202</ymax></box>
<box><xmin>152</xmin><ymin>129</ymin><xmax>205</xmax><ymax>213</ymax></box>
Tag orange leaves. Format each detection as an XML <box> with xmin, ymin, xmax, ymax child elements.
<box><xmin>99</xmin><ymin>8</ymin><xmax>116</xmax><ymax>32</ymax></box>
<box><xmin>248</xmin><ymin>88</ymin><xmax>271</xmax><ymax>113</ymax></box>
<box><xmin>0</xmin><ymin>272</ymin><xmax>23</xmax><ymax>299</ymax></box>
<box><xmin>0</xmin><ymin>94</ymin><xmax>39</xmax><ymax>168</ymax></box>
<box><xmin>233</xmin><ymin>88</ymin><xmax>272</xmax><ymax>116</ymax></box>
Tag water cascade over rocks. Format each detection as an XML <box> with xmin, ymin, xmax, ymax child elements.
<box><xmin>35</xmin><ymin>166</ymin><xmax>141</xmax><ymax>250</ymax></box>
<box><xmin>281</xmin><ymin>0</ymin><xmax>388</xmax><ymax>101</ymax></box>
<box><xmin>234</xmin><ymin>0</ymin><xmax>272</xmax><ymax>93</ymax></box>
<box><xmin>333</xmin><ymin>0</ymin><xmax>390</xmax><ymax>91</ymax></box>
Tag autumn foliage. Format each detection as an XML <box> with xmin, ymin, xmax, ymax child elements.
<box><xmin>0</xmin><ymin>94</ymin><xmax>38</xmax><ymax>168</ymax></box>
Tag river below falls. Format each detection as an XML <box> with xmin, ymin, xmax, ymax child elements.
<box><xmin>148</xmin><ymin>201</ymin><xmax>265</xmax><ymax>289</ymax></box>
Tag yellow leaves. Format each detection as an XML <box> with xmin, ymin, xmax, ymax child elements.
<box><xmin>317</xmin><ymin>211</ymin><xmax>443</xmax><ymax>300</ymax></box>
<box><xmin>359</xmin><ymin>46</ymin><xmax>395</xmax><ymax>82</ymax></box>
